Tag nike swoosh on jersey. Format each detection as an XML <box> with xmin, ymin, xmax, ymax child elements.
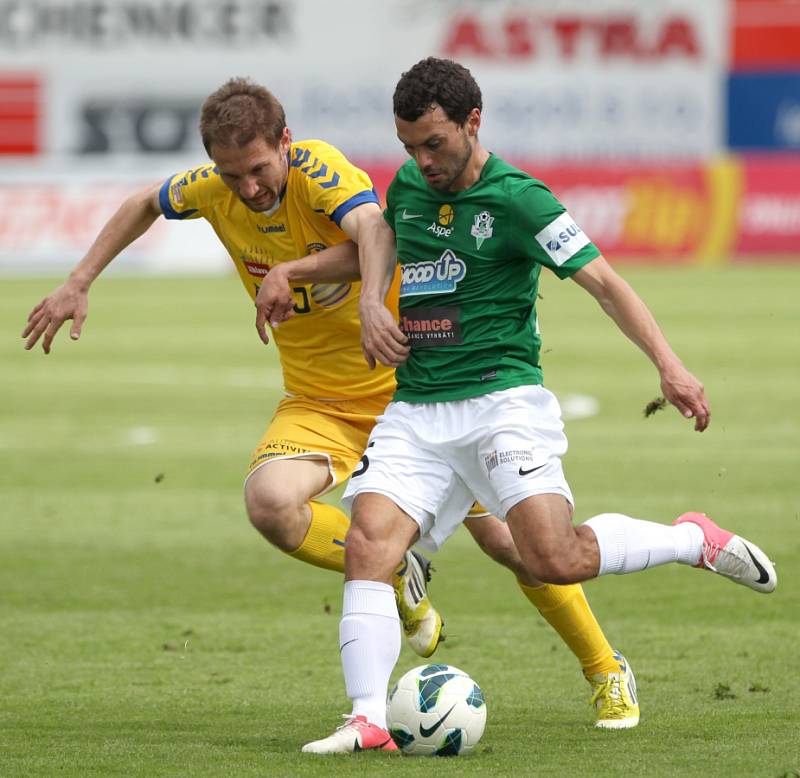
<box><xmin>401</xmin><ymin>209</ymin><xmax>423</xmax><ymax>220</ymax></box>
<box><xmin>518</xmin><ymin>464</ymin><xmax>546</xmax><ymax>476</ymax></box>
<box><xmin>419</xmin><ymin>704</ymin><xmax>457</xmax><ymax>738</ymax></box>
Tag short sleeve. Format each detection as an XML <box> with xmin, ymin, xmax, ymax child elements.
<box><xmin>158</xmin><ymin>164</ymin><xmax>219</xmax><ymax>221</ymax></box>
<box><xmin>289</xmin><ymin>142</ymin><xmax>379</xmax><ymax>227</ymax></box>
<box><xmin>511</xmin><ymin>180</ymin><xmax>599</xmax><ymax>279</ymax></box>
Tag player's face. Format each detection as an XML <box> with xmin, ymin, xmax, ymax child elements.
<box><xmin>211</xmin><ymin>130</ymin><xmax>291</xmax><ymax>212</ymax></box>
<box><xmin>395</xmin><ymin>104</ymin><xmax>479</xmax><ymax>191</ymax></box>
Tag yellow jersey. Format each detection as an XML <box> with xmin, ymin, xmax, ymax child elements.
<box><xmin>159</xmin><ymin>139</ymin><xmax>396</xmax><ymax>401</ymax></box>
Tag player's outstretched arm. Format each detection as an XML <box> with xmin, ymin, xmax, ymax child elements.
<box><xmin>571</xmin><ymin>255</ymin><xmax>710</xmax><ymax>431</ymax></box>
<box><xmin>253</xmin><ymin>240</ymin><xmax>361</xmax><ymax>345</ymax></box>
<box><xmin>342</xmin><ymin>204</ymin><xmax>409</xmax><ymax>369</ymax></box>
<box><xmin>22</xmin><ymin>182</ymin><xmax>163</xmax><ymax>354</ymax></box>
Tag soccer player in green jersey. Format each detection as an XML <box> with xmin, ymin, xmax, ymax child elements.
<box><xmin>301</xmin><ymin>57</ymin><xmax>777</xmax><ymax>754</ymax></box>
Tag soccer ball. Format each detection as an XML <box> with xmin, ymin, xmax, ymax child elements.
<box><xmin>386</xmin><ymin>664</ymin><xmax>487</xmax><ymax>756</ymax></box>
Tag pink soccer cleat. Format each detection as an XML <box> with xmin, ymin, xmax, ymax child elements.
<box><xmin>302</xmin><ymin>715</ymin><xmax>399</xmax><ymax>754</ymax></box>
<box><xmin>674</xmin><ymin>512</ymin><xmax>776</xmax><ymax>593</ymax></box>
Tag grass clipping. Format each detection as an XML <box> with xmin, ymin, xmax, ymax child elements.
<box><xmin>644</xmin><ymin>397</ymin><xmax>667</xmax><ymax>417</ymax></box>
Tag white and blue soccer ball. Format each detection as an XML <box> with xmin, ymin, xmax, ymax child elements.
<box><xmin>386</xmin><ymin>664</ymin><xmax>487</xmax><ymax>756</ymax></box>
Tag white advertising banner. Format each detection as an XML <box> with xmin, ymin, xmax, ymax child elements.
<box><xmin>0</xmin><ymin>0</ymin><xmax>728</xmax><ymax>272</ymax></box>
<box><xmin>1</xmin><ymin>0</ymin><xmax>727</xmax><ymax>160</ymax></box>
<box><xmin>0</xmin><ymin>163</ymin><xmax>227</xmax><ymax>273</ymax></box>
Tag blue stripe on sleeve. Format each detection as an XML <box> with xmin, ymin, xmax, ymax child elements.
<box><xmin>158</xmin><ymin>177</ymin><xmax>198</xmax><ymax>220</ymax></box>
<box><xmin>329</xmin><ymin>188</ymin><xmax>380</xmax><ymax>226</ymax></box>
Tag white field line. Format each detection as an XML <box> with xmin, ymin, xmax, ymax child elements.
<box><xmin>560</xmin><ymin>393</ymin><xmax>600</xmax><ymax>421</ymax></box>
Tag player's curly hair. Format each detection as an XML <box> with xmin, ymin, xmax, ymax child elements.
<box><xmin>393</xmin><ymin>57</ymin><xmax>482</xmax><ymax>125</ymax></box>
<box><xmin>200</xmin><ymin>77</ymin><xmax>286</xmax><ymax>153</ymax></box>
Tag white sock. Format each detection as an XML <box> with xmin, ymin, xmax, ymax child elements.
<box><xmin>583</xmin><ymin>512</ymin><xmax>704</xmax><ymax>575</ymax></box>
<box><xmin>340</xmin><ymin>580</ymin><xmax>400</xmax><ymax>729</ymax></box>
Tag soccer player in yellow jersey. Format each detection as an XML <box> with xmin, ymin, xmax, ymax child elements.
<box><xmin>23</xmin><ymin>78</ymin><xmax>638</xmax><ymax>728</ymax></box>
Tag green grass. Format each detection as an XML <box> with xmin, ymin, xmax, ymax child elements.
<box><xmin>1</xmin><ymin>266</ymin><xmax>799</xmax><ymax>777</ymax></box>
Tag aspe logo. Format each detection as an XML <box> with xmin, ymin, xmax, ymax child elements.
<box><xmin>438</xmin><ymin>204</ymin><xmax>455</xmax><ymax>225</ymax></box>
<box><xmin>400</xmin><ymin>249</ymin><xmax>466</xmax><ymax>297</ymax></box>
<box><xmin>428</xmin><ymin>203</ymin><xmax>455</xmax><ymax>238</ymax></box>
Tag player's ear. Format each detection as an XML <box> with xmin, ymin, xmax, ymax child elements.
<box><xmin>465</xmin><ymin>108</ymin><xmax>481</xmax><ymax>137</ymax></box>
<box><xmin>280</xmin><ymin>126</ymin><xmax>292</xmax><ymax>152</ymax></box>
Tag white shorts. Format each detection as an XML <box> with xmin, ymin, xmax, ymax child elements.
<box><xmin>342</xmin><ymin>384</ymin><xmax>574</xmax><ymax>553</ymax></box>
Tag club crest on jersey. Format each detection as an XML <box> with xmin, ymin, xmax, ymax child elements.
<box><xmin>471</xmin><ymin>210</ymin><xmax>494</xmax><ymax>250</ymax></box>
<box><xmin>428</xmin><ymin>204</ymin><xmax>455</xmax><ymax>238</ymax></box>
<box><xmin>400</xmin><ymin>249</ymin><xmax>466</xmax><ymax>297</ymax></box>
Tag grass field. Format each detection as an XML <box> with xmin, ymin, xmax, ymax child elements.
<box><xmin>1</xmin><ymin>266</ymin><xmax>799</xmax><ymax>777</ymax></box>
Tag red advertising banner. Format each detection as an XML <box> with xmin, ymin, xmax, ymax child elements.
<box><xmin>733</xmin><ymin>155</ymin><xmax>800</xmax><ymax>257</ymax></box>
<box><xmin>363</xmin><ymin>155</ymin><xmax>800</xmax><ymax>262</ymax></box>
<box><xmin>732</xmin><ymin>0</ymin><xmax>800</xmax><ymax>69</ymax></box>
<box><xmin>0</xmin><ymin>75</ymin><xmax>40</xmax><ymax>155</ymax></box>
<box><xmin>3</xmin><ymin>155</ymin><xmax>797</xmax><ymax>272</ymax></box>
<box><xmin>362</xmin><ymin>160</ymin><xmax>739</xmax><ymax>262</ymax></box>
<box><xmin>518</xmin><ymin>163</ymin><xmax>723</xmax><ymax>262</ymax></box>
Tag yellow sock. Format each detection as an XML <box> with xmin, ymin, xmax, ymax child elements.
<box><xmin>287</xmin><ymin>501</ymin><xmax>348</xmax><ymax>573</ymax></box>
<box><xmin>518</xmin><ymin>581</ymin><xmax>618</xmax><ymax>677</ymax></box>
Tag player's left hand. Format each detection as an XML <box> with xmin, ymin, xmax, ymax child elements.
<box><xmin>660</xmin><ymin>363</ymin><xmax>710</xmax><ymax>432</ymax></box>
<box><xmin>359</xmin><ymin>300</ymin><xmax>410</xmax><ymax>369</ymax></box>
<box><xmin>255</xmin><ymin>265</ymin><xmax>295</xmax><ymax>344</ymax></box>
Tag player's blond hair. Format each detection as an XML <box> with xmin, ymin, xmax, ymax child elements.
<box><xmin>200</xmin><ymin>77</ymin><xmax>286</xmax><ymax>153</ymax></box>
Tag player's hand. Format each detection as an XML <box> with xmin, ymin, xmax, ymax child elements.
<box><xmin>660</xmin><ymin>363</ymin><xmax>710</xmax><ymax>432</ymax></box>
<box><xmin>254</xmin><ymin>265</ymin><xmax>296</xmax><ymax>345</ymax></box>
<box><xmin>21</xmin><ymin>282</ymin><xmax>88</xmax><ymax>354</ymax></box>
<box><xmin>359</xmin><ymin>301</ymin><xmax>410</xmax><ymax>369</ymax></box>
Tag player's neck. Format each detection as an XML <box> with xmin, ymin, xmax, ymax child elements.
<box><xmin>448</xmin><ymin>144</ymin><xmax>490</xmax><ymax>192</ymax></box>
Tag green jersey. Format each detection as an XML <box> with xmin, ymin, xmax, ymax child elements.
<box><xmin>384</xmin><ymin>154</ymin><xmax>599</xmax><ymax>403</ymax></box>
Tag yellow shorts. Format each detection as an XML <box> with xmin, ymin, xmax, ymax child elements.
<box><xmin>246</xmin><ymin>392</ymin><xmax>392</xmax><ymax>493</ymax></box>
<box><xmin>246</xmin><ymin>391</ymin><xmax>491</xmax><ymax>517</ymax></box>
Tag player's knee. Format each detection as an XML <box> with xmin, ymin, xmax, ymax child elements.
<box><xmin>344</xmin><ymin>521</ymin><xmax>402</xmax><ymax>579</ymax></box>
<box><xmin>244</xmin><ymin>477</ymin><xmax>303</xmax><ymax>551</ymax></box>
<box><xmin>342</xmin><ymin>522</ymin><xmax>376</xmax><ymax>568</ymax></box>
<box><xmin>521</xmin><ymin>551</ymin><xmax>581</xmax><ymax>585</ymax></box>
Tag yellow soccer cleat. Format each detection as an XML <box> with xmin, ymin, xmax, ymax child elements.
<box><xmin>587</xmin><ymin>651</ymin><xmax>640</xmax><ymax>729</ymax></box>
<box><xmin>393</xmin><ymin>550</ymin><xmax>445</xmax><ymax>658</ymax></box>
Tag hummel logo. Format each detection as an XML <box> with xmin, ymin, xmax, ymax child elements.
<box><xmin>402</xmin><ymin>209</ymin><xmax>423</xmax><ymax>220</ymax></box>
<box><xmin>743</xmin><ymin>543</ymin><xmax>771</xmax><ymax>585</ymax></box>
<box><xmin>419</xmin><ymin>703</ymin><xmax>456</xmax><ymax>737</ymax></box>
<box><xmin>518</xmin><ymin>464</ymin><xmax>546</xmax><ymax>476</ymax></box>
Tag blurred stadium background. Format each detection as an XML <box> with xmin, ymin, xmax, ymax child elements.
<box><xmin>2</xmin><ymin>0</ymin><xmax>800</xmax><ymax>273</ymax></box>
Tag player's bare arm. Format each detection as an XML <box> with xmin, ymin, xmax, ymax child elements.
<box><xmin>253</xmin><ymin>239</ymin><xmax>361</xmax><ymax>344</ymax></box>
<box><xmin>22</xmin><ymin>182</ymin><xmax>163</xmax><ymax>354</ymax></box>
<box><xmin>571</xmin><ymin>255</ymin><xmax>710</xmax><ymax>432</ymax></box>
<box><xmin>354</xmin><ymin>214</ymin><xmax>409</xmax><ymax>369</ymax></box>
